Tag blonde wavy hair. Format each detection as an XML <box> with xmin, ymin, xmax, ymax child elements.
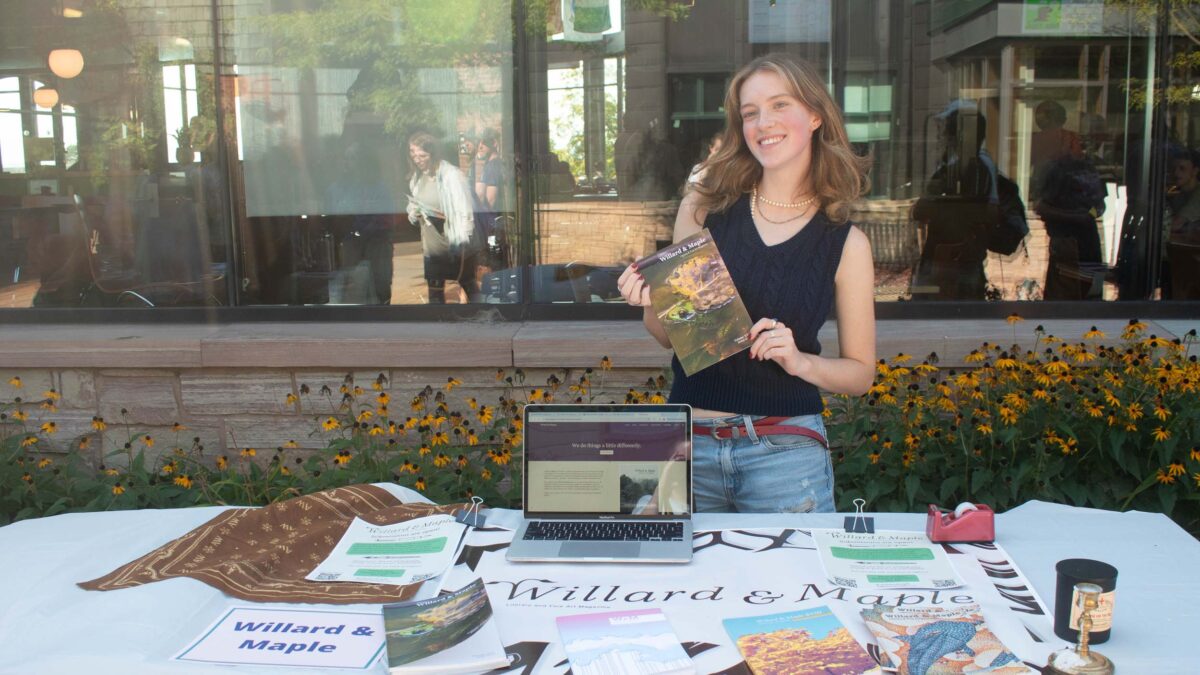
<box><xmin>692</xmin><ymin>54</ymin><xmax>871</xmax><ymax>223</ymax></box>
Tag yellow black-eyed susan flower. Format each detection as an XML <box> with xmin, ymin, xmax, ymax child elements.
<box><xmin>91</xmin><ymin>416</ymin><xmax>107</xmax><ymax>431</ymax></box>
<box><xmin>322</xmin><ymin>417</ymin><xmax>340</xmax><ymax>431</ymax></box>
<box><xmin>432</xmin><ymin>431</ymin><xmax>449</xmax><ymax>446</ymax></box>
<box><xmin>1153</xmin><ymin>426</ymin><xmax>1171</xmax><ymax>442</ymax></box>
<box><xmin>1005</xmin><ymin>313</ymin><xmax>1022</xmax><ymax>325</ymax></box>
<box><xmin>481</xmin><ymin>468</ymin><xmax>493</xmax><ymax>480</ymax></box>
<box><xmin>20</xmin><ymin>436</ymin><xmax>37</xmax><ymax>447</ymax></box>
<box><xmin>1156</xmin><ymin>469</ymin><xmax>1174</xmax><ymax>484</ymax></box>
<box><xmin>112</xmin><ymin>483</ymin><xmax>125</xmax><ymax>495</ymax></box>
<box><xmin>216</xmin><ymin>456</ymin><xmax>228</xmax><ymax>470</ymax></box>
<box><xmin>8</xmin><ymin>376</ymin><xmax>22</xmax><ymax>388</ymax></box>
<box><xmin>174</xmin><ymin>475</ymin><xmax>193</xmax><ymax>489</ymax></box>
<box><xmin>446</xmin><ymin>377</ymin><xmax>462</xmax><ymax>391</ymax></box>
<box><xmin>12</xmin><ymin>410</ymin><xmax>28</xmax><ymax>421</ymax></box>
<box><xmin>357</xmin><ymin>410</ymin><xmax>373</xmax><ymax>422</ymax></box>
<box><xmin>40</xmin><ymin>421</ymin><xmax>57</xmax><ymax>434</ymax></box>
<box><xmin>415</xmin><ymin>476</ymin><xmax>427</xmax><ymax>491</ymax></box>
<box><xmin>240</xmin><ymin>447</ymin><xmax>257</xmax><ymax>458</ymax></box>
<box><xmin>37</xmin><ymin>458</ymin><xmax>52</xmax><ymax>468</ymax></box>
<box><xmin>1169</xmin><ymin>462</ymin><xmax>1186</xmax><ymax>477</ymax></box>
<box><xmin>333</xmin><ymin>450</ymin><xmax>352</xmax><ymax>466</ymax></box>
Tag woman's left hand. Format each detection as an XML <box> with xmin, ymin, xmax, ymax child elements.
<box><xmin>748</xmin><ymin>318</ymin><xmax>810</xmax><ymax>377</ymax></box>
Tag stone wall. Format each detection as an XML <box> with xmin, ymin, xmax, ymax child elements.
<box><xmin>3</xmin><ymin>365</ymin><xmax>666</xmax><ymax>466</ymax></box>
<box><xmin>4</xmin><ymin>317</ymin><xmax>1187</xmax><ymax>467</ymax></box>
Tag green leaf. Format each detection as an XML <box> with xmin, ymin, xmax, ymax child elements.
<box><xmin>1159</xmin><ymin>488</ymin><xmax>1178</xmax><ymax>516</ymax></box>
<box><xmin>939</xmin><ymin>476</ymin><xmax>961</xmax><ymax>503</ymax></box>
<box><xmin>970</xmin><ymin>468</ymin><xmax>993</xmax><ymax>494</ymax></box>
<box><xmin>904</xmin><ymin>473</ymin><xmax>921</xmax><ymax>507</ymax></box>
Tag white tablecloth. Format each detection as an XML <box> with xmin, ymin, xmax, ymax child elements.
<box><xmin>0</xmin><ymin>500</ymin><xmax>1195</xmax><ymax>674</ymax></box>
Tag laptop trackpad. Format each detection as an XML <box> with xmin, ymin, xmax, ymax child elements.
<box><xmin>560</xmin><ymin>542</ymin><xmax>641</xmax><ymax>558</ymax></box>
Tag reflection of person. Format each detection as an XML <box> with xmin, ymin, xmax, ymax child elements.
<box><xmin>326</xmin><ymin>142</ymin><xmax>395</xmax><ymax>304</ymax></box>
<box><xmin>1030</xmin><ymin>101</ymin><xmax>1082</xmax><ymax>172</ymax></box>
<box><xmin>631</xmin><ymin>448</ymin><xmax>690</xmax><ymax>515</ymax></box>
<box><xmin>1168</xmin><ymin>149</ymin><xmax>1200</xmax><ymax>243</ymax></box>
<box><xmin>911</xmin><ymin>100</ymin><xmax>997</xmax><ymax>300</ymax></box>
<box><xmin>618</xmin><ymin>54</ymin><xmax>875</xmax><ymax>514</ymax></box>
<box><xmin>406</xmin><ymin>132</ymin><xmax>478</xmax><ymax>304</ymax></box>
<box><xmin>1030</xmin><ymin>101</ymin><xmax>1106</xmax><ymax>300</ymax></box>
<box><xmin>687</xmin><ymin>133</ymin><xmax>723</xmax><ymax>186</ymax></box>
<box><xmin>473</xmin><ymin>128</ymin><xmax>508</xmax><ymax>273</ymax></box>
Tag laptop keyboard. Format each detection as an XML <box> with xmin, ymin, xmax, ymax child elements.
<box><xmin>523</xmin><ymin>520</ymin><xmax>685</xmax><ymax>542</ymax></box>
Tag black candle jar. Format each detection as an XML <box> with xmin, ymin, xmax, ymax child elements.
<box><xmin>1054</xmin><ymin>558</ymin><xmax>1117</xmax><ymax>644</ymax></box>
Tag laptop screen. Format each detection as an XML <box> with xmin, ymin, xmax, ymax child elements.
<box><xmin>523</xmin><ymin>405</ymin><xmax>691</xmax><ymax>517</ymax></box>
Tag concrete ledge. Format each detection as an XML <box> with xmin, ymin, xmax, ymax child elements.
<box><xmin>199</xmin><ymin>322</ymin><xmax>520</xmax><ymax>368</ymax></box>
<box><xmin>0</xmin><ymin>324</ymin><xmax>215</xmax><ymax>368</ymax></box>
<box><xmin>0</xmin><ymin>319</ymin><xmax>1195</xmax><ymax>370</ymax></box>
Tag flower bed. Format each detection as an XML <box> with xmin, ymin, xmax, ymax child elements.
<box><xmin>3</xmin><ymin>320</ymin><xmax>1197</xmax><ymax>535</ymax></box>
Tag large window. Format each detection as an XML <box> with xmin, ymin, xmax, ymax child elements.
<box><xmin>0</xmin><ymin>1</ymin><xmax>1196</xmax><ymax>311</ymax></box>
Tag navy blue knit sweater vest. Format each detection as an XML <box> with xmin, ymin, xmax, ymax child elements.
<box><xmin>668</xmin><ymin>193</ymin><xmax>852</xmax><ymax>416</ymax></box>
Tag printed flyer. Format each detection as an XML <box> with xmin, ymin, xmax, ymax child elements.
<box><xmin>306</xmin><ymin>514</ymin><xmax>466</xmax><ymax>586</ymax></box>
<box><xmin>635</xmin><ymin>228</ymin><xmax>753</xmax><ymax>375</ymax></box>
<box><xmin>812</xmin><ymin>529</ymin><xmax>965</xmax><ymax>590</ymax></box>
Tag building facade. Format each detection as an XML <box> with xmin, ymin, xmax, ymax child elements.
<box><xmin>3</xmin><ymin>1</ymin><xmax>1200</xmax><ymax>314</ymax></box>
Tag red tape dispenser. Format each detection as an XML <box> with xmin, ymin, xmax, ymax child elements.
<box><xmin>926</xmin><ymin>502</ymin><xmax>995</xmax><ymax>544</ymax></box>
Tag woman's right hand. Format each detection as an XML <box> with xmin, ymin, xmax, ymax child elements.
<box><xmin>617</xmin><ymin>263</ymin><xmax>651</xmax><ymax>307</ymax></box>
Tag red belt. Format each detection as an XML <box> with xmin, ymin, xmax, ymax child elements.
<box><xmin>692</xmin><ymin>416</ymin><xmax>827</xmax><ymax>448</ymax></box>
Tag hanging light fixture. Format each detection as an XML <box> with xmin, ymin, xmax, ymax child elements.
<box><xmin>33</xmin><ymin>87</ymin><xmax>59</xmax><ymax>109</ymax></box>
<box><xmin>48</xmin><ymin>49</ymin><xmax>85</xmax><ymax>79</ymax></box>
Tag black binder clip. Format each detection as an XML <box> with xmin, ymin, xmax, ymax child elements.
<box><xmin>843</xmin><ymin>498</ymin><xmax>874</xmax><ymax>534</ymax></box>
<box><xmin>454</xmin><ymin>496</ymin><xmax>487</xmax><ymax>528</ymax></box>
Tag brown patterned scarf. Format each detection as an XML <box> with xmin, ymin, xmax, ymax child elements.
<box><xmin>79</xmin><ymin>485</ymin><xmax>466</xmax><ymax>604</ymax></box>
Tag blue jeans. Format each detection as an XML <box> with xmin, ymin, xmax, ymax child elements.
<box><xmin>691</xmin><ymin>414</ymin><xmax>834</xmax><ymax>513</ymax></box>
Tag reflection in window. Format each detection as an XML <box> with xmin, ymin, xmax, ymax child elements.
<box><xmin>227</xmin><ymin>0</ymin><xmax>515</xmax><ymax>305</ymax></box>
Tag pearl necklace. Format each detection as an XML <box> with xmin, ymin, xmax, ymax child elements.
<box><xmin>752</xmin><ymin>185</ymin><xmax>813</xmax><ymax>224</ymax></box>
<box><xmin>753</xmin><ymin>184</ymin><xmax>817</xmax><ymax>209</ymax></box>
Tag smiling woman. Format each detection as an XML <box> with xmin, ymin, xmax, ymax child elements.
<box><xmin>617</xmin><ymin>54</ymin><xmax>876</xmax><ymax>514</ymax></box>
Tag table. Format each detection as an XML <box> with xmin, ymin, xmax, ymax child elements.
<box><xmin>0</xmin><ymin>500</ymin><xmax>1195</xmax><ymax>674</ymax></box>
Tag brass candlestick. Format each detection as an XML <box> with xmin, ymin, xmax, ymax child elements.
<box><xmin>1046</xmin><ymin>583</ymin><xmax>1115</xmax><ymax>674</ymax></box>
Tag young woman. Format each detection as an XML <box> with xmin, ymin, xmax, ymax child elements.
<box><xmin>406</xmin><ymin>132</ymin><xmax>478</xmax><ymax>303</ymax></box>
<box><xmin>617</xmin><ymin>54</ymin><xmax>876</xmax><ymax>513</ymax></box>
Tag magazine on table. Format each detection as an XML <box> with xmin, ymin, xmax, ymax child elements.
<box><xmin>722</xmin><ymin>605</ymin><xmax>881</xmax><ymax>675</ymax></box>
<box><xmin>556</xmin><ymin>607</ymin><xmax>695</xmax><ymax>675</ymax></box>
<box><xmin>635</xmin><ymin>228</ymin><xmax>753</xmax><ymax>376</ymax></box>
<box><xmin>860</xmin><ymin>603</ymin><xmax>1032</xmax><ymax>674</ymax></box>
<box><xmin>381</xmin><ymin>577</ymin><xmax>509</xmax><ymax>674</ymax></box>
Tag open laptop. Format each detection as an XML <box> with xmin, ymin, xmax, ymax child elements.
<box><xmin>506</xmin><ymin>404</ymin><xmax>694</xmax><ymax>564</ymax></box>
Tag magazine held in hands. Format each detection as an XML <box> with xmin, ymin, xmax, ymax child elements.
<box><xmin>723</xmin><ymin>605</ymin><xmax>880</xmax><ymax>675</ymax></box>
<box><xmin>381</xmin><ymin>578</ymin><xmax>509</xmax><ymax>674</ymax></box>
<box><xmin>635</xmin><ymin>228</ymin><xmax>753</xmax><ymax>375</ymax></box>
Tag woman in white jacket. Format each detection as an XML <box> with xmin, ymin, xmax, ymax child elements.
<box><xmin>406</xmin><ymin>132</ymin><xmax>478</xmax><ymax>303</ymax></box>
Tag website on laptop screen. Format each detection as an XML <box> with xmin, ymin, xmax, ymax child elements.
<box><xmin>525</xmin><ymin>410</ymin><xmax>690</xmax><ymax>516</ymax></box>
